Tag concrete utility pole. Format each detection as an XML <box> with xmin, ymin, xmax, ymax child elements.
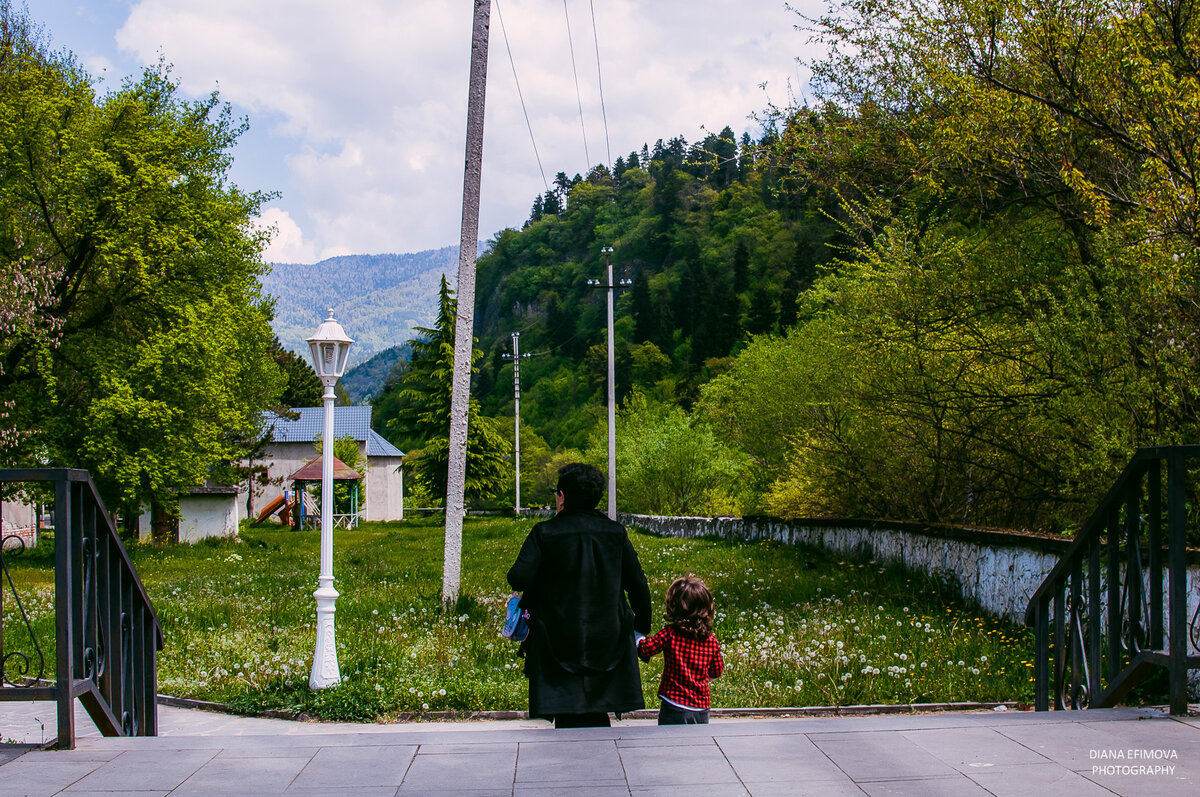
<box><xmin>443</xmin><ymin>0</ymin><xmax>490</xmax><ymax>610</ymax></box>
<box><xmin>587</xmin><ymin>246</ymin><xmax>631</xmax><ymax>519</ymax></box>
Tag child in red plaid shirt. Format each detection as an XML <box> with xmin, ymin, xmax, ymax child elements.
<box><xmin>637</xmin><ymin>575</ymin><xmax>724</xmax><ymax>725</ymax></box>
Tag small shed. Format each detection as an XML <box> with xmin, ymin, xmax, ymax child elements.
<box><xmin>137</xmin><ymin>485</ymin><xmax>239</xmax><ymax>545</ymax></box>
<box><xmin>178</xmin><ymin>486</ymin><xmax>240</xmax><ymax>542</ymax></box>
<box><xmin>288</xmin><ymin>454</ymin><xmax>364</xmax><ymax>529</ymax></box>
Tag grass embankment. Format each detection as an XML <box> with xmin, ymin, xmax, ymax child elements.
<box><xmin>1</xmin><ymin>516</ymin><xmax>1035</xmax><ymax>720</ymax></box>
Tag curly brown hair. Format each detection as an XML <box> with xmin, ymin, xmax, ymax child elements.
<box><xmin>664</xmin><ymin>575</ymin><xmax>714</xmax><ymax>640</ymax></box>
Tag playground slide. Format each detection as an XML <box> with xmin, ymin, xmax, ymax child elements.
<box><xmin>254</xmin><ymin>494</ymin><xmax>286</xmax><ymax>525</ymax></box>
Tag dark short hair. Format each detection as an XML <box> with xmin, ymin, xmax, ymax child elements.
<box><xmin>664</xmin><ymin>575</ymin><xmax>715</xmax><ymax>640</ymax></box>
<box><xmin>556</xmin><ymin>463</ymin><xmax>605</xmax><ymax>510</ymax></box>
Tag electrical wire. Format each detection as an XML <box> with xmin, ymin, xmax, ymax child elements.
<box><xmin>495</xmin><ymin>0</ymin><xmax>549</xmax><ymax>192</ymax></box>
<box><xmin>588</xmin><ymin>0</ymin><xmax>611</xmax><ymax>171</ymax></box>
<box><xmin>562</xmin><ymin>0</ymin><xmax>591</xmax><ymax>170</ymax></box>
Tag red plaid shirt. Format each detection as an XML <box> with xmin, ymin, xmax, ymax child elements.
<box><xmin>638</xmin><ymin>626</ymin><xmax>724</xmax><ymax>710</ymax></box>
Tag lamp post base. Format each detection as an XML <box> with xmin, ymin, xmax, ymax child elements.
<box><xmin>309</xmin><ymin>581</ymin><xmax>341</xmax><ymax>689</ymax></box>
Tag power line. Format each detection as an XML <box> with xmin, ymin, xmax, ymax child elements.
<box><xmin>588</xmin><ymin>0</ymin><xmax>611</xmax><ymax>171</ymax></box>
<box><xmin>562</xmin><ymin>0</ymin><xmax>591</xmax><ymax>170</ymax></box>
<box><xmin>495</xmin><ymin>0</ymin><xmax>549</xmax><ymax>192</ymax></box>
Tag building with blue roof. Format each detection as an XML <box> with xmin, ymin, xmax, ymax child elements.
<box><xmin>244</xmin><ymin>407</ymin><xmax>405</xmax><ymax>522</ymax></box>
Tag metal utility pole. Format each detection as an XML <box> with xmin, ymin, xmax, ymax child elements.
<box><xmin>509</xmin><ymin>332</ymin><xmax>523</xmax><ymax>512</ymax></box>
<box><xmin>587</xmin><ymin>246</ymin><xmax>631</xmax><ymax>519</ymax></box>
<box><xmin>443</xmin><ymin>0</ymin><xmax>490</xmax><ymax>610</ymax></box>
<box><xmin>503</xmin><ymin>333</ymin><xmax>541</xmax><ymax>514</ymax></box>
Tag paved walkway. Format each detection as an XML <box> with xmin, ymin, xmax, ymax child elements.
<box><xmin>1</xmin><ymin>701</ymin><xmax>1198</xmax><ymax>795</ymax></box>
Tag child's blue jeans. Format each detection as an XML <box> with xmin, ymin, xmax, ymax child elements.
<box><xmin>657</xmin><ymin>698</ymin><xmax>709</xmax><ymax>725</ymax></box>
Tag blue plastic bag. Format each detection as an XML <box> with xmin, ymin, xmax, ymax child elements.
<box><xmin>502</xmin><ymin>592</ymin><xmax>530</xmax><ymax>642</ymax></box>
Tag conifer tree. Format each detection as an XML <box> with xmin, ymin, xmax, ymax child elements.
<box><xmin>387</xmin><ymin>276</ymin><xmax>508</xmax><ymax>502</ymax></box>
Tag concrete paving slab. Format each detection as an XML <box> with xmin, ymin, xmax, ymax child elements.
<box><xmin>964</xmin><ymin>762</ymin><xmax>1124</xmax><ymax>797</ymax></box>
<box><xmin>742</xmin><ymin>779</ymin><xmax>865</xmax><ymax>797</ymax></box>
<box><xmin>629</xmin><ymin>786</ymin><xmax>750</xmax><ymax>797</ymax></box>
<box><xmin>808</xmin><ymin>731</ymin><xmax>961</xmax><ymax>781</ymax></box>
<box><xmin>289</xmin><ymin>745</ymin><xmax>416</xmax><ymax>790</ymax></box>
<box><xmin>856</xmin><ymin>774</ymin><xmax>990</xmax><ymax>796</ymax></box>
<box><xmin>2</xmin><ymin>701</ymin><xmax>1198</xmax><ymax>795</ymax></box>
<box><xmin>619</xmin><ymin>740</ymin><xmax>742</xmax><ymax>788</ymax></box>
<box><xmin>52</xmin><ymin>792</ymin><xmax>168</xmax><ymax>797</ymax></box>
<box><xmin>515</xmin><ymin>739</ymin><xmax>622</xmax><ymax>785</ymax></box>
<box><xmin>900</xmin><ymin>726</ymin><xmax>1049</xmax><ymax>771</ymax></box>
<box><xmin>615</xmin><ymin>735</ymin><xmax>716</xmax><ymax>747</ymax></box>
<box><xmin>212</xmin><ymin>745</ymin><xmax>322</xmax><ymax>760</ymax></box>
<box><xmin>0</xmin><ymin>745</ymin><xmax>34</xmax><ymax>768</ymax></box>
<box><xmin>62</xmin><ymin>749</ymin><xmax>220</xmax><ymax>793</ymax></box>
<box><xmin>169</xmin><ymin>753</ymin><xmax>314</xmax><ymax>796</ymax></box>
<box><xmin>1081</xmin><ymin>763</ymin><xmax>1197</xmax><ymax>797</ymax></box>
<box><xmin>515</xmin><ymin>787</ymin><xmax>631</xmax><ymax>797</ymax></box>
<box><xmin>399</xmin><ymin>747</ymin><xmax>516</xmax><ymax>792</ymax></box>
<box><xmin>412</xmin><ymin>742</ymin><xmax>517</xmax><ymax>755</ymax></box>
<box><xmin>283</xmin><ymin>789</ymin><xmax>398</xmax><ymax>796</ymax></box>
<box><xmin>715</xmin><ymin>732</ymin><xmax>846</xmax><ymax>781</ymax></box>
<box><xmin>0</xmin><ymin>758</ymin><xmax>104</xmax><ymax>796</ymax></box>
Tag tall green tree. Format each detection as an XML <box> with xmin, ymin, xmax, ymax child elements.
<box><xmin>271</xmin><ymin>338</ymin><xmax>323</xmax><ymax>408</ymax></box>
<box><xmin>602</xmin><ymin>391</ymin><xmax>748</xmax><ymax>516</ymax></box>
<box><xmin>0</xmin><ymin>3</ymin><xmax>285</xmax><ymax>513</ymax></box>
<box><xmin>712</xmin><ymin>0</ymin><xmax>1200</xmax><ymax>528</ymax></box>
<box><xmin>385</xmin><ymin>276</ymin><xmax>509</xmax><ymax>503</ymax></box>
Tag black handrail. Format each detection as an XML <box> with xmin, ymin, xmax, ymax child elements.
<box><xmin>0</xmin><ymin>469</ymin><xmax>163</xmax><ymax>748</ymax></box>
<box><xmin>1024</xmin><ymin>446</ymin><xmax>1200</xmax><ymax>715</ymax></box>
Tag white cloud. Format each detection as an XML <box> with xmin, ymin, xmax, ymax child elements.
<box><xmin>256</xmin><ymin>207</ymin><xmax>318</xmax><ymax>264</ymax></box>
<box><xmin>112</xmin><ymin>0</ymin><xmax>823</xmax><ymax>261</ymax></box>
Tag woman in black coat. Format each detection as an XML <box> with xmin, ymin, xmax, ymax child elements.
<box><xmin>507</xmin><ymin>463</ymin><xmax>652</xmax><ymax>728</ymax></box>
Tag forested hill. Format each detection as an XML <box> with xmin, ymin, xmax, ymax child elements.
<box><xmin>262</xmin><ymin>247</ymin><xmax>464</xmax><ymax>367</ymax></box>
<box><xmin>342</xmin><ymin>344</ymin><xmax>411</xmax><ymax>403</ymax></box>
<box><xmin>465</xmin><ymin>129</ymin><xmax>841</xmax><ymax>450</ymax></box>
<box><xmin>342</xmin><ymin>2</ymin><xmax>1200</xmax><ymax>534</ymax></box>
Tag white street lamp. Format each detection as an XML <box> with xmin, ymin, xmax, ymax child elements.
<box><xmin>306</xmin><ymin>308</ymin><xmax>353</xmax><ymax>689</ymax></box>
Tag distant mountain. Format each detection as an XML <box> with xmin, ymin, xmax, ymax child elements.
<box><xmin>342</xmin><ymin>343</ymin><xmax>411</xmax><ymax>403</ymax></box>
<box><xmin>261</xmin><ymin>246</ymin><xmax>472</xmax><ymax>368</ymax></box>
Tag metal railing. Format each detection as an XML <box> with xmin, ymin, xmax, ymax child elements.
<box><xmin>1024</xmin><ymin>446</ymin><xmax>1200</xmax><ymax>715</ymax></box>
<box><xmin>0</xmin><ymin>469</ymin><xmax>163</xmax><ymax>748</ymax></box>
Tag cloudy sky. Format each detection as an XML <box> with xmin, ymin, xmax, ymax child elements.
<box><xmin>34</xmin><ymin>1</ymin><xmax>824</xmax><ymax>264</ymax></box>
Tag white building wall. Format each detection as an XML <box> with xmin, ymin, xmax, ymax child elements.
<box><xmin>365</xmin><ymin>456</ymin><xmax>404</xmax><ymax>521</ymax></box>
<box><xmin>177</xmin><ymin>493</ymin><xmax>239</xmax><ymax>543</ymax></box>
<box><xmin>1</xmin><ymin>499</ymin><xmax>39</xmax><ymax>546</ymax></box>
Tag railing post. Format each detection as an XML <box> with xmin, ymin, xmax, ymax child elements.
<box><xmin>1035</xmin><ymin>598</ymin><xmax>1049</xmax><ymax>711</ymax></box>
<box><xmin>53</xmin><ymin>474</ymin><xmax>76</xmax><ymax>749</ymax></box>
<box><xmin>1147</xmin><ymin>460</ymin><xmax>1164</xmax><ymax>649</ymax></box>
<box><xmin>1054</xmin><ymin>582</ymin><xmax>1066</xmax><ymax>709</ymax></box>
<box><xmin>1166</xmin><ymin>450</ymin><xmax>1188</xmax><ymax>715</ymax></box>
<box><xmin>1125</xmin><ymin>488</ymin><xmax>1142</xmax><ymax>655</ymax></box>
<box><xmin>1106</xmin><ymin>506</ymin><xmax>1121</xmax><ymax>680</ymax></box>
<box><xmin>1087</xmin><ymin>535</ymin><xmax>1101</xmax><ymax>705</ymax></box>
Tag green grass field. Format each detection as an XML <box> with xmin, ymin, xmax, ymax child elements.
<box><xmin>1</xmin><ymin>516</ymin><xmax>1036</xmax><ymax>721</ymax></box>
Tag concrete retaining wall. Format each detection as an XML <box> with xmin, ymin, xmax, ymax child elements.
<box><xmin>617</xmin><ymin>514</ymin><xmax>1082</xmax><ymax>625</ymax></box>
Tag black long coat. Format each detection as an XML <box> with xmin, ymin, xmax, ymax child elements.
<box><xmin>507</xmin><ymin>507</ymin><xmax>652</xmax><ymax>718</ymax></box>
